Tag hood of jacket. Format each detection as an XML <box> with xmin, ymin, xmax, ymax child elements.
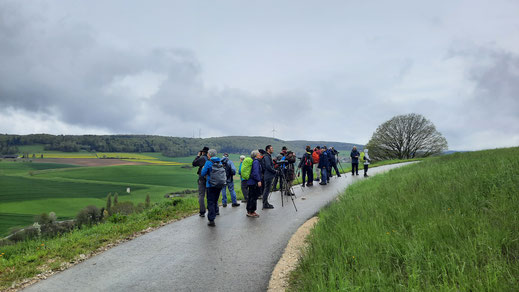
<box><xmin>210</xmin><ymin>157</ymin><xmax>221</xmax><ymax>163</ymax></box>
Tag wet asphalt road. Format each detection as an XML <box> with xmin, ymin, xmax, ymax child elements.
<box><xmin>24</xmin><ymin>163</ymin><xmax>414</xmax><ymax>292</ymax></box>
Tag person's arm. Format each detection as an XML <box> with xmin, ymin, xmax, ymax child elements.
<box><xmin>238</xmin><ymin>163</ymin><xmax>242</xmax><ymax>175</ymax></box>
<box><xmin>298</xmin><ymin>156</ymin><xmax>304</xmax><ymax>168</ymax></box>
<box><xmin>264</xmin><ymin>156</ymin><xmax>276</xmax><ymax>174</ymax></box>
<box><xmin>192</xmin><ymin>153</ymin><xmax>203</xmax><ymax>167</ymax></box>
<box><xmin>230</xmin><ymin>161</ymin><xmax>237</xmax><ymax>175</ymax></box>
<box><xmin>252</xmin><ymin>161</ymin><xmax>262</xmax><ymax>182</ymax></box>
<box><xmin>200</xmin><ymin>160</ymin><xmax>211</xmax><ymax>177</ymax></box>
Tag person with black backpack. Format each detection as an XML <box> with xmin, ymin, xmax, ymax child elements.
<box><xmin>298</xmin><ymin>146</ymin><xmax>314</xmax><ymax>187</ymax></box>
<box><xmin>200</xmin><ymin>149</ymin><xmax>227</xmax><ymax>227</ymax></box>
<box><xmin>221</xmin><ymin>153</ymin><xmax>240</xmax><ymax>207</ymax></box>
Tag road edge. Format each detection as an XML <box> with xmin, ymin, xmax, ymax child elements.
<box><xmin>267</xmin><ymin>216</ymin><xmax>319</xmax><ymax>292</ymax></box>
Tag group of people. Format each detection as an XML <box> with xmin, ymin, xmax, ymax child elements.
<box><xmin>192</xmin><ymin>145</ymin><xmax>371</xmax><ymax>226</ymax></box>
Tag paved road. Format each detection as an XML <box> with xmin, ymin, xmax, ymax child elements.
<box><xmin>24</xmin><ymin>163</ymin><xmax>414</xmax><ymax>292</ymax></box>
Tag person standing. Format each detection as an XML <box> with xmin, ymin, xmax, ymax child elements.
<box><xmin>318</xmin><ymin>148</ymin><xmax>329</xmax><ymax>185</ymax></box>
<box><xmin>272</xmin><ymin>146</ymin><xmax>288</xmax><ymax>191</ymax></box>
<box><xmin>350</xmin><ymin>146</ymin><xmax>360</xmax><ymax>176</ymax></box>
<box><xmin>192</xmin><ymin>146</ymin><xmax>209</xmax><ymax>217</ymax></box>
<box><xmin>238</xmin><ymin>155</ymin><xmax>249</xmax><ymax>203</ymax></box>
<box><xmin>246</xmin><ymin>150</ymin><xmax>263</xmax><ymax>218</ymax></box>
<box><xmin>298</xmin><ymin>146</ymin><xmax>314</xmax><ymax>187</ymax></box>
<box><xmin>363</xmin><ymin>149</ymin><xmax>371</xmax><ymax>177</ymax></box>
<box><xmin>200</xmin><ymin>149</ymin><xmax>225</xmax><ymax>227</ymax></box>
<box><xmin>329</xmin><ymin>146</ymin><xmax>341</xmax><ymax>178</ymax></box>
<box><xmin>312</xmin><ymin>146</ymin><xmax>321</xmax><ymax>182</ymax></box>
<box><xmin>221</xmin><ymin>153</ymin><xmax>240</xmax><ymax>207</ymax></box>
<box><xmin>262</xmin><ymin>145</ymin><xmax>276</xmax><ymax>209</ymax></box>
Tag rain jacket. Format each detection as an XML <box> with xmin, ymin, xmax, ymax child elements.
<box><xmin>247</xmin><ymin>158</ymin><xmax>263</xmax><ymax>186</ymax></box>
<box><xmin>201</xmin><ymin>156</ymin><xmax>223</xmax><ymax>188</ymax></box>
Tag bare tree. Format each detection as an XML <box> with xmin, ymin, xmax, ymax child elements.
<box><xmin>366</xmin><ymin>114</ymin><xmax>448</xmax><ymax>161</ymax></box>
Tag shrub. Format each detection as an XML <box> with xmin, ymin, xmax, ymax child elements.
<box><xmin>75</xmin><ymin>205</ymin><xmax>102</xmax><ymax>227</ymax></box>
<box><xmin>106</xmin><ymin>193</ymin><xmax>112</xmax><ymax>214</ymax></box>
<box><xmin>113</xmin><ymin>192</ymin><xmax>119</xmax><ymax>205</ymax></box>
<box><xmin>9</xmin><ymin>227</ymin><xmax>39</xmax><ymax>242</ymax></box>
<box><xmin>111</xmin><ymin>201</ymin><xmax>134</xmax><ymax>215</ymax></box>
<box><xmin>108</xmin><ymin>213</ymin><xmax>127</xmax><ymax>223</ymax></box>
<box><xmin>145</xmin><ymin>194</ymin><xmax>151</xmax><ymax>208</ymax></box>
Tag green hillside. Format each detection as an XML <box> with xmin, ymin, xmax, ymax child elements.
<box><xmin>289</xmin><ymin>147</ymin><xmax>519</xmax><ymax>291</ymax></box>
<box><xmin>1</xmin><ymin>134</ymin><xmax>363</xmax><ymax>157</ymax></box>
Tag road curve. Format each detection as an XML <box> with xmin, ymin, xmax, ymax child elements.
<box><xmin>24</xmin><ymin>163</ymin><xmax>414</xmax><ymax>292</ymax></box>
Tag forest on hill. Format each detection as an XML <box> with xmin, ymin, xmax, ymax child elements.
<box><xmin>0</xmin><ymin>134</ymin><xmax>363</xmax><ymax>157</ymax></box>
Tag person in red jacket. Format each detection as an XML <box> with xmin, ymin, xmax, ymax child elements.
<box><xmin>312</xmin><ymin>146</ymin><xmax>321</xmax><ymax>182</ymax></box>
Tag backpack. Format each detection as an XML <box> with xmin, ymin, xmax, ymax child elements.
<box><xmin>209</xmin><ymin>162</ymin><xmax>227</xmax><ymax>187</ymax></box>
<box><xmin>304</xmin><ymin>154</ymin><xmax>312</xmax><ymax>167</ymax></box>
<box><xmin>222</xmin><ymin>160</ymin><xmax>232</xmax><ymax>179</ymax></box>
<box><xmin>241</xmin><ymin>157</ymin><xmax>253</xmax><ymax>180</ymax></box>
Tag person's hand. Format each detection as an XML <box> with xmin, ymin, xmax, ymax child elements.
<box><xmin>258</xmin><ymin>181</ymin><xmax>262</xmax><ymax>187</ymax></box>
<box><xmin>197</xmin><ymin>151</ymin><xmax>201</xmax><ymax>156</ymax></box>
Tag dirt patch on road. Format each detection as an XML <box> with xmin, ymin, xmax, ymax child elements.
<box><xmin>38</xmin><ymin>158</ymin><xmax>145</xmax><ymax>167</ymax></box>
<box><xmin>268</xmin><ymin>216</ymin><xmax>319</xmax><ymax>292</ymax></box>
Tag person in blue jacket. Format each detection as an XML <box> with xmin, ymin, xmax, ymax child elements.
<box><xmin>350</xmin><ymin>146</ymin><xmax>360</xmax><ymax>176</ymax></box>
<box><xmin>318</xmin><ymin>147</ymin><xmax>329</xmax><ymax>185</ymax></box>
<box><xmin>246</xmin><ymin>150</ymin><xmax>263</xmax><ymax>218</ymax></box>
<box><xmin>201</xmin><ymin>149</ymin><xmax>222</xmax><ymax>226</ymax></box>
<box><xmin>221</xmin><ymin>153</ymin><xmax>240</xmax><ymax>207</ymax></box>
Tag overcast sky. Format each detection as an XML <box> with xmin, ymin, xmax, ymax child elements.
<box><xmin>1</xmin><ymin>0</ymin><xmax>518</xmax><ymax>150</ymax></box>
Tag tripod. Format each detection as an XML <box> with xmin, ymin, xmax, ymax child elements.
<box><xmin>336</xmin><ymin>154</ymin><xmax>346</xmax><ymax>177</ymax></box>
<box><xmin>274</xmin><ymin>166</ymin><xmax>298</xmax><ymax>212</ymax></box>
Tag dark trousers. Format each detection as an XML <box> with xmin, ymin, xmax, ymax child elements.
<box><xmin>240</xmin><ymin>180</ymin><xmax>249</xmax><ymax>201</ymax></box>
<box><xmin>301</xmin><ymin>166</ymin><xmax>313</xmax><ymax>185</ymax></box>
<box><xmin>197</xmin><ymin>177</ymin><xmax>207</xmax><ymax>214</ymax></box>
<box><xmin>206</xmin><ymin>187</ymin><xmax>221</xmax><ymax>221</ymax></box>
<box><xmin>262</xmin><ymin>177</ymin><xmax>274</xmax><ymax>206</ymax></box>
<box><xmin>352</xmin><ymin>163</ymin><xmax>359</xmax><ymax>175</ymax></box>
<box><xmin>364</xmin><ymin>164</ymin><xmax>369</xmax><ymax>175</ymax></box>
<box><xmin>247</xmin><ymin>184</ymin><xmax>261</xmax><ymax>213</ymax></box>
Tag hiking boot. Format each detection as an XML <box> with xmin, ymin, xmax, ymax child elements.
<box><xmin>241</xmin><ymin>199</ymin><xmax>247</xmax><ymax>203</ymax></box>
<box><xmin>262</xmin><ymin>204</ymin><xmax>274</xmax><ymax>209</ymax></box>
<box><xmin>319</xmin><ymin>182</ymin><xmax>327</xmax><ymax>185</ymax></box>
<box><xmin>246</xmin><ymin>212</ymin><xmax>254</xmax><ymax>217</ymax></box>
<box><xmin>232</xmin><ymin>203</ymin><xmax>241</xmax><ymax>207</ymax></box>
<box><xmin>208</xmin><ymin>220</ymin><xmax>215</xmax><ymax>227</ymax></box>
<box><xmin>223</xmin><ymin>203</ymin><xmax>227</xmax><ymax>207</ymax></box>
<box><xmin>199</xmin><ymin>213</ymin><xmax>205</xmax><ymax>217</ymax></box>
<box><xmin>364</xmin><ymin>174</ymin><xmax>369</xmax><ymax>177</ymax></box>
<box><xmin>252</xmin><ymin>212</ymin><xmax>260</xmax><ymax>218</ymax></box>
<box><xmin>216</xmin><ymin>212</ymin><xmax>220</xmax><ymax>216</ymax></box>
<box><xmin>337</xmin><ymin>174</ymin><xmax>342</xmax><ymax>177</ymax></box>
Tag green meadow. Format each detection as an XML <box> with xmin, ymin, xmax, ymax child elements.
<box><xmin>289</xmin><ymin>147</ymin><xmax>519</xmax><ymax>291</ymax></box>
<box><xmin>0</xmin><ymin>160</ymin><xmax>201</xmax><ymax>236</ymax></box>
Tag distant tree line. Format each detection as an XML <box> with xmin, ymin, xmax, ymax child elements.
<box><xmin>0</xmin><ymin>134</ymin><xmax>361</xmax><ymax>157</ymax></box>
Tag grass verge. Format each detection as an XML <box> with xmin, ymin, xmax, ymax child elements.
<box><xmin>288</xmin><ymin>147</ymin><xmax>519</xmax><ymax>291</ymax></box>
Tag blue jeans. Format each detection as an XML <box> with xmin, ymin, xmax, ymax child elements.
<box><xmin>221</xmin><ymin>181</ymin><xmax>238</xmax><ymax>204</ymax></box>
<box><xmin>207</xmin><ymin>187</ymin><xmax>221</xmax><ymax>221</ymax></box>
<box><xmin>320</xmin><ymin>168</ymin><xmax>328</xmax><ymax>184</ymax></box>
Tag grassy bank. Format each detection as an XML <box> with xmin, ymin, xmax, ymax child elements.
<box><xmin>289</xmin><ymin>147</ymin><xmax>519</xmax><ymax>291</ymax></box>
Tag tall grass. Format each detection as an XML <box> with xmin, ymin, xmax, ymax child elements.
<box><xmin>289</xmin><ymin>147</ymin><xmax>519</xmax><ymax>291</ymax></box>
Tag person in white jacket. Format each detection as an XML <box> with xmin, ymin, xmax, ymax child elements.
<box><xmin>363</xmin><ymin>149</ymin><xmax>371</xmax><ymax>177</ymax></box>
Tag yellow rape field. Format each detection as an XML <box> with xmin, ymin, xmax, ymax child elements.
<box><xmin>121</xmin><ymin>159</ymin><xmax>184</xmax><ymax>166</ymax></box>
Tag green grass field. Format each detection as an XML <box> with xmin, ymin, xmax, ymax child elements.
<box><xmin>0</xmin><ymin>160</ymin><xmax>202</xmax><ymax>236</ymax></box>
<box><xmin>289</xmin><ymin>147</ymin><xmax>519</xmax><ymax>291</ymax></box>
